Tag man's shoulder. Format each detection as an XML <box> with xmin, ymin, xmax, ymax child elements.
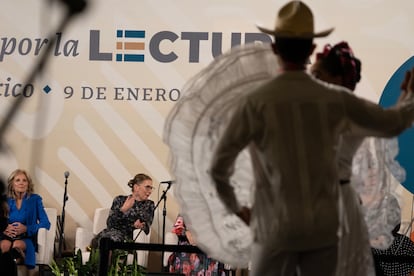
<box><xmin>248</xmin><ymin>73</ymin><xmax>349</xmax><ymax>102</ymax></box>
<box><xmin>310</xmin><ymin>76</ymin><xmax>350</xmax><ymax>94</ymax></box>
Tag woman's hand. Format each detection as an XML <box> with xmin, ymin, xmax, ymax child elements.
<box><xmin>3</xmin><ymin>222</ymin><xmax>26</xmax><ymax>238</ymax></box>
<box><xmin>186</xmin><ymin>230</ymin><xmax>196</xmax><ymax>246</ymax></box>
<box><xmin>172</xmin><ymin>225</ymin><xmax>185</xmax><ymax>235</ymax></box>
<box><xmin>12</xmin><ymin>222</ymin><xmax>27</xmax><ymax>236</ymax></box>
<box><xmin>4</xmin><ymin>224</ymin><xmax>17</xmax><ymax>238</ymax></box>
<box><xmin>120</xmin><ymin>195</ymin><xmax>135</xmax><ymax>213</ymax></box>
<box><xmin>133</xmin><ymin>219</ymin><xmax>145</xmax><ymax>230</ymax></box>
<box><xmin>399</xmin><ymin>67</ymin><xmax>414</xmax><ymax>102</ymax></box>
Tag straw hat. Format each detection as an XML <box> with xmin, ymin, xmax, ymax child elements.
<box><xmin>257</xmin><ymin>1</ymin><xmax>334</xmax><ymax>38</ymax></box>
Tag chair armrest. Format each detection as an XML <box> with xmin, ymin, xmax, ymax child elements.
<box><xmin>36</xmin><ymin>208</ymin><xmax>57</xmax><ymax>265</ymax></box>
<box><xmin>128</xmin><ymin>229</ymin><xmax>151</xmax><ymax>267</ymax></box>
<box><xmin>75</xmin><ymin>227</ymin><xmax>95</xmax><ymax>254</ymax></box>
<box><xmin>35</xmin><ymin>228</ymin><xmax>47</xmax><ymax>264</ymax></box>
<box><xmin>133</xmin><ymin>229</ymin><xmax>150</xmax><ymax>244</ymax></box>
<box><xmin>163</xmin><ymin>232</ymin><xmax>178</xmax><ymax>267</ymax></box>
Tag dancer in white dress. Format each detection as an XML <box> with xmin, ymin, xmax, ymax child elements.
<box><xmin>312</xmin><ymin>42</ymin><xmax>407</xmax><ymax>256</ymax></box>
<box><xmin>311</xmin><ymin>41</ymin><xmax>376</xmax><ymax>276</ymax></box>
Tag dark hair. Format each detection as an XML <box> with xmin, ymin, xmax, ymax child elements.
<box><xmin>315</xmin><ymin>41</ymin><xmax>361</xmax><ymax>90</ymax></box>
<box><xmin>273</xmin><ymin>37</ymin><xmax>314</xmax><ymax>64</ymax></box>
<box><xmin>127</xmin><ymin>173</ymin><xmax>152</xmax><ymax>188</ymax></box>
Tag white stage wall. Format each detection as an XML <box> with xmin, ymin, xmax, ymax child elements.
<box><xmin>1</xmin><ymin>0</ymin><xmax>414</xmax><ymax>249</ymax></box>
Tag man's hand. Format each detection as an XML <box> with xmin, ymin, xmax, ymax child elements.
<box><xmin>236</xmin><ymin>206</ymin><xmax>251</xmax><ymax>225</ymax></box>
<box><xmin>399</xmin><ymin>68</ymin><xmax>414</xmax><ymax>102</ymax></box>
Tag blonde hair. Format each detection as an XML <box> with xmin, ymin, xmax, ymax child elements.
<box><xmin>7</xmin><ymin>169</ymin><xmax>34</xmax><ymax>198</ymax></box>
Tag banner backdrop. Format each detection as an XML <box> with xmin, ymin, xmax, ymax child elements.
<box><xmin>1</xmin><ymin>0</ymin><xmax>414</xmax><ymax>250</ymax></box>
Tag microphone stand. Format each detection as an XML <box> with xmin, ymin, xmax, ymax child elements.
<box><xmin>141</xmin><ymin>182</ymin><xmax>172</xmax><ymax>270</ymax></box>
<box><xmin>132</xmin><ymin>183</ymin><xmax>172</xmax><ymax>242</ymax></box>
<box><xmin>57</xmin><ymin>174</ymin><xmax>69</xmax><ymax>258</ymax></box>
<box><xmin>132</xmin><ymin>182</ymin><xmax>172</xmax><ymax>269</ymax></box>
<box><xmin>161</xmin><ymin>183</ymin><xmax>171</xmax><ymax>267</ymax></box>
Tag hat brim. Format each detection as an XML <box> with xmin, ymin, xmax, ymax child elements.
<box><xmin>256</xmin><ymin>24</ymin><xmax>334</xmax><ymax>38</ymax></box>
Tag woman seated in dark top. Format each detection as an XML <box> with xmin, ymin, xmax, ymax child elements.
<box><xmin>92</xmin><ymin>173</ymin><xmax>155</xmax><ymax>248</ymax></box>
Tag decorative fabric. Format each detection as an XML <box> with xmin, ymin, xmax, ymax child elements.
<box><xmin>336</xmin><ymin>185</ymin><xmax>376</xmax><ymax>276</ymax></box>
<box><xmin>164</xmin><ymin>43</ymin><xmax>278</xmax><ymax>267</ymax></box>
<box><xmin>352</xmin><ymin>138</ymin><xmax>405</xmax><ymax>249</ymax></box>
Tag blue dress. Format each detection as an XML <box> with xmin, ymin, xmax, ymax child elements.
<box><xmin>6</xmin><ymin>194</ymin><xmax>50</xmax><ymax>269</ymax></box>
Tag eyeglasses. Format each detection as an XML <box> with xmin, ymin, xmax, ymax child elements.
<box><xmin>144</xmin><ymin>185</ymin><xmax>154</xmax><ymax>191</ymax></box>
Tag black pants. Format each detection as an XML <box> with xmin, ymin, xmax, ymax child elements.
<box><xmin>0</xmin><ymin>251</ymin><xmax>17</xmax><ymax>276</ymax></box>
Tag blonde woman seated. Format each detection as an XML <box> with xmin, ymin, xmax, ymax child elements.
<box><xmin>0</xmin><ymin>169</ymin><xmax>50</xmax><ymax>271</ymax></box>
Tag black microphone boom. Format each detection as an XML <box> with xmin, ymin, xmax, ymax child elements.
<box><xmin>59</xmin><ymin>0</ymin><xmax>87</xmax><ymax>15</ymax></box>
<box><xmin>160</xmin><ymin>180</ymin><xmax>175</xmax><ymax>184</ymax></box>
<box><xmin>64</xmin><ymin>171</ymin><xmax>70</xmax><ymax>178</ymax></box>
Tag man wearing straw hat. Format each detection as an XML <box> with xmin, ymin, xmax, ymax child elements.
<box><xmin>210</xmin><ymin>1</ymin><xmax>414</xmax><ymax>275</ymax></box>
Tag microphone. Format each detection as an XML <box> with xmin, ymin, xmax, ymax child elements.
<box><xmin>160</xmin><ymin>180</ymin><xmax>175</xmax><ymax>184</ymax></box>
<box><xmin>64</xmin><ymin>171</ymin><xmax>70</xmax><ymax>178</ymax></box>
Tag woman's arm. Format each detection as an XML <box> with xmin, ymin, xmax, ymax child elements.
<box><xmin>26</xmin><ymin>194</ymin><xmax>51</xmax><ymax>237</ymax></box>
<box><xmin>106</xmin><ymin>196</ymin><xmax>129</xmax><ymax>229</ymax></box>
<box><xmin>185</xmin><ymin>230</ymin><xmax>196</xmax><ymax>245</ymax></box>
<box><xmin>140</xmin><ymin>200</ymin><xmax>155</xmax><ymax>235</ymax></box>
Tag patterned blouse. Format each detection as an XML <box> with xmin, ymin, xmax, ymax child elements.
<box><xmin>372</xmin><ymin>233</ymin><xmax>414</xmax><ymax>276</ymax></box>
<box><xmin>96</xmin><ymin>195</ymin><xmax>155</xmax><ymax>244</ymax></box>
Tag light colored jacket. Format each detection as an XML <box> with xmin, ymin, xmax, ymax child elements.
<box><xmin>211</xmin><ymin>71</ymin><xmax>414</xmax><ymax>251</ymax></box>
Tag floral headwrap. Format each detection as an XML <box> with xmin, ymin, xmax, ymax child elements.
<box><xmin>316</xmin><ymin>41</ymin><xmax>361</xmax><ymax>91</ymax></box>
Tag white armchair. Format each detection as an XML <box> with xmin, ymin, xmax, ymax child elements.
<box><xmin>36</xmin><ymin>207</ymin><xmax>58</xmax><ymax>265</ymax></box>
<box><xmin>128</xmin><ymin>228</ymin><xmax>151</xmax><ymax>267</ymax></box>
<box><xmin>16</xmin><ymin>207</ymin><xmax>57</xmax><ymax>275</ymax></box>
<box><xmin>75</xmin><ymin>207</ymin><xmax>109</xmax><ymax>263</ymax></box>
<box><xmin>75</xmin><ymin>207</ymin><xmax>151</xmax><ymax>267</ymax></box>
<box><xmin>163</xmin><ymin>231</ymin><xmax>178</xmax><ymax>268</ymax></box>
